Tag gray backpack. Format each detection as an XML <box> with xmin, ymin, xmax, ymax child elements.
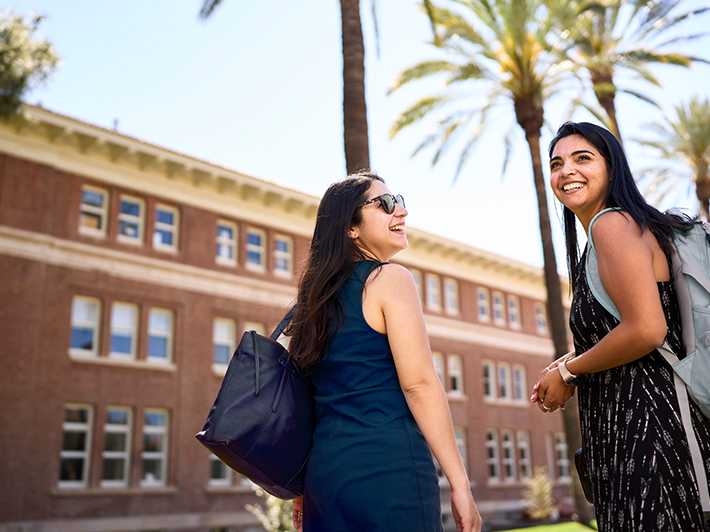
<box><xmin>586</xmin><ymin>207</ymin><xmax>710</xmax><ymax>515</ymax></box>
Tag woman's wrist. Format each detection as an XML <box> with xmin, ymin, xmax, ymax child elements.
<box><xmin>448</xmin><ymin>473</ymin><xmax>471</xmax><ymax>492</ymax></box>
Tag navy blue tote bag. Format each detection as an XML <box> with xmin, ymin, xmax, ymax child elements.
<box><xmin>195</xmin><ymin>308</ymin><xmax>313</xmax><ymax>499</ymax></box>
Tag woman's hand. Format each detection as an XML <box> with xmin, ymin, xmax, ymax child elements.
<box><xmin>292</xmin><ymin>496</ymin><xmax>303</xmax><ymax>531</ymax></box>
<box><xmin>534</xmin><ymin>368</ymin><xmax>574</xmax><ymax>413</ymax></box>
<box><xmin>451</xmin><ymin>484</ymin><xmax>482</xmax><ymax>532</ymax></box>
<box><xmin>530</xmin><ymin>352</ymin><xmax>574</xmax><ymax>404</ymax></box>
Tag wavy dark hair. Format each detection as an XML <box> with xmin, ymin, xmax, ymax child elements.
<box><xmin>548</xmin><ymin>122</ymin><xmax>693</xmax><ymax>289</ymax></box>
<box><xmin>286</xmin><ymin>171</ymin><xmax>383</xmax><ymax>369</ymax></box>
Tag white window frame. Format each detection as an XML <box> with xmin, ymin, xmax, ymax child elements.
<box><xmin>70</xmin><ymin>296</ymin><xmax>101</xmax><ymax>358</ymax></box>
<box><xmin>432</xmin><ymin>352</ymin><xmax>445</xmax><ymax>386</ymax></box>
<box><xmin>498</xmin><ymin>363</ymin><xmax>512</xmax><ymax>401</ymax></box>
<box><xmin>447</xmin><ymin>354</ymin><xmax>464</xmax><ymax>396</ymax></box>
<box><xmin>208</xmin><ymin>454</ymin><xmax>233</xmax><ymax>487</ymax></box>
<box><xmin>553</xmin><ymin>432</ymin><xmax>571</xmax><ymax>483</ymax></box>
<box><xmin>410</xmin><ymin>269</ymin><xmax>423</xmax><ymax>302</ymax></box>
<box><xmin>517</xmin><ymin>431</ymin><xmax>532</xmax><ymax>480</ymax></box>
<box><xmin>492</xmin><ymin>291</ymin><xmax>505</xmax><ymax>326</ymax></box>
<box><xmin>443</xmin><ymin>278</ymin><xmax>459</xmax><ymax>316</ymax></box>
<box><xmin>485</xmin><ymin>429</ymin><xmax>500</xmax><ymax>484</ymax></box>
<box><xmin>502</xmin><ymin>430</ymin><xmax>516</xmax><ymax>483</ymax></box>
<box><xmin>512</xmin><ymin>365</ymin><xmax>526</xmax><ymax>403</ymax></box>
<box><xmin>101</xmin><ymin>406</ymin><xmax>132</xmax><ymax>488</ymax></box>
<box><xmin>58</xmin><ymin>404</ymin><xmax>93</xmax><ymax>489</ymax></box>
<box><xmin>425</xmin><ymin>273</ymin><xmax>442</xmax><ymax>312</ymax></box>
<box><xmin>79</xmin><ymin>185</ymin><xmax>109</xmax><ymax>238</ymax></box>
<box><xmin>454</xmin><ymin>427</ymin><xmax>468</xmax><ymax>472</ymax></box>
<box><xmin>153</xmin><ymin>204</ymin><xmax>179</xmax><ymax>252</ymax></box>
<box><xmin>482</xmin><ymin>360</ymin><xmax>496</xmax><ymax>401</ymax></box>
<box><xmin>147</xmin><ymin>308</ymin><xmax>173</xmax><ymax>364</ymax></box>
<box><xmin>534</xmin><ymin>302</ymin><xmax>548</xmax><ymax>334</ymax></box>
<box><xmin>245</xmin><ymin>227</ymin><xmax>266</xmax><ymax>272</ymax></box>
<box><xmin>507</xmin><ymin>295</ymin><xmax>521</xmax><ymax>329</ymax></box>
<box><xmin>117</xmin><ymin>194</ymin><xmax>144</xmax><ymax>245</ymax></box>
<box><xmin>477</xmin><ymin>287</ymin><xmax>490</xmax><ymax>323</ymax></box>
<box><xmin>213</xmin><ymin>318</ymin><xmax>236</xmax><ymax>374</ymax></box>
<box><xmin>141</xmin><ymin>409</ymin><xmax>169</xmax><ymax>487</ymax></box>
<box><xmin>109</xmin><ymin>302</ymin><xmax>138</xmax><ymax>360</ymax></box>
<box><xmin>273</xmin><ymin>234</ymin><xmax>293</xmax><ymax>278</ymax></box>
<box><xmin>216</xmin><ymin>220</ymin><xmax>238</xmax><ymax>267</ymax></box>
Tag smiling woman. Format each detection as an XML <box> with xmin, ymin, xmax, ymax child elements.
<box><xmin>286</xmin><ymin>172</ymin><xmax>481</xmax><ymax>532</ymax></box>
<box><xmin>532</xmin><ymin>122</ymin><xmax>710</xmax><ymax>532</ymax></box>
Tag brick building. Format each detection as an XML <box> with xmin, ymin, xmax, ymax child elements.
<box><xmin>0</xmin><ymin>106</ymin><xmax>571</xmax><ymax>531</ymax></box>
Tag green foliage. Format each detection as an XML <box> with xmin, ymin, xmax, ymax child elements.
<box><xmin>0</xmin><ymin>13</ymin><xmax>58</xmax><ymax>118</ymax></box>
<box><xmin>245</xmin><ymin>484</ymin><xmax>296</xmax><ymax>532</ymax></box>
<box><xmin>523</xmin><ymin>467</ymin><xmax>558</xmax><ymax>521</ymax></box>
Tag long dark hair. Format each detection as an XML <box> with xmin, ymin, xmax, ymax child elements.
<box><xmin>548</xmin><ymin>122</ymin><xmax>693</xmax><ymax>289</ymax></box>
<box><xmin>286</xmin><ymin>171</ymin><xmax>384</xmax><ymax>369</ymax></box>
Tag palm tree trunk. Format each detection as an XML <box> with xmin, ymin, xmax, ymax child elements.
<box><xmin>695</xmin><ymin>166</ymin><xmax>710</xmax><ymax>221</ymax></box>
<box><xmin>590</xmin><ymin>71</ymin><xmax>622</xmax><ymax>144</ymax></box>
<box><xmin>523</xmin><ymin>127</ymin><xmax>595</xmax><ymax>526</ymax></box>
<box><xmin>339</xmin><ymin>0</ymin><xmax>370</xmax><ymax>173</ymax></box>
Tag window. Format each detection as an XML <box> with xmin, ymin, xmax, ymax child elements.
<box><xmin>492</xmin><ymin>291</ymin><xmax>505</xmax><ymax>325</ymax></box>
<box><xmin>142</xmin><ymin>410</ymin><xmax>168</xmax><ymax>487</ymax></box>
<box><xmin>512</xmin><ymin>365</ymin><xmax>526</xmax><ymax>402</ymax></box>
<box><xmin>110</xmin><ymin>303</ymin><xmax>138</xmax><ymax>359</ymax></box>
<box><xmin>216</xmin><ymin>220</ymin><xmax>237</xmax><ymax>266</ymax></box>
<box><xmin>454</xmin><ymin>427</ymin><xmax>468</xmax><ymax>471</ymax></box>
<box><xmin>79</xmin><ymin>185</ymin><xmax>108</xmax><ymax>237</ymax></box>
<box><xmin>410</xmin><ymin>269</ymin><xmax>423</xmax><ymax>302</ymax></box>
<box><xmin>485</xmin><ymin>430</ymin><xmax>500</xmax><ymax>482</ymax></box>
<box><xmin>534</xmin><ymin>303</ymin><xmax>548</xmax><ymax>334</ymax></box>
<box><xmin>59</xmin><ymin>405</ymin><xmax>93</xmax><ymax>488</ymax></box>
<box><xmin>432</xmin><ymin>352</ymin><xmax>445</xmax><ymax>385</ymax></box>
<box><xmin>517</xmin><ymin>431</ymin><xmax>532</xmax><ymax>480</ymax></box>
<box><xmin>117</xmin><ymin>195</ymin><xmax>144</xmax><ymax>244</ymax></box>
<box><xmin>498</xmin><ymin>363</ymin><xmax>511</xmax><ymax>400</ymax></box>
<box><xmin>447</xmin><ymin>354</ymin><xmax>464</xmax><ymax>395</ymax></box>
<box><xmin>209</xmin><ymin>454</ymin><xmax>232</xmax><ymax>487</ymax></box>
<box><xmin>553</xmin><ymin>432</ymin><xmax>571</xmax><ymax>481</ymax></box>
<box><xmin>213</xmin><ymin>318</ymin><xmax>236</xmax><ymax>368</ymax></box>
<box><xmin>477</xmin><ymin>287</ymin><xmax>490</xmax><ymax>322</ymax></box>
<box><xmin>153</xmin><ymin>204</ymin><xmax>179</xmax><ymax>252</ymax></box>
<box><xmin>70</xmin><ymin>296</ymin><xmax>101</xmax><ymax>357</ymax></box>
<box><xmin>273</xmin><ymin>235</ymin><xmax>293</xmax><ymax>277</ymax></box>
<box><xmin>148</xmin><ymin>308</ymin><xmax>173</xmax><ymax>363</ymax></box>
<box><xmin>243</xmin><ymin>321</ymin><xmax>266</xmax><ymax>335</ymax></box>
<box><xmin>443</xmin><ymin>278</ymin><xmax>459</xmax><ymax>316</ymax></box>
<box><xmin>246</xmin><ymin>228</ymin><xmax>266</xmax><ymax>271</ymax></box>
<box><xmin>502</xmin><ymin>431</ymin><xmax>516</xmax><ymax>482</ymax></box>
<box><xmin>507</xmin><ymin>295</ymin><xmax>521</xmax><ymax>329</ymax></box>
<box><xmin>101</xmin><ymin>407</ymin><xmax>132</xmax><ymax>487</ymax></box>
<box><xmin>482</xmin><ymin>360</ymin><xmax>496</xmax><ymax>401</ymax></box>
<box><xmin>425</xmin><ymin>273</ymin><xmax>441</xmax><ymax>311</ymax></box>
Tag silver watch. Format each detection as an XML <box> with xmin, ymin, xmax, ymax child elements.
<box><xmin>558</xmin><ymin>357</ymin><xmax>580</xmax><ymax>386</ymax></box>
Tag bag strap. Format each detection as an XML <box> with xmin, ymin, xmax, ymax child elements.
<box><xmin>270</xmin><ymin>306</ymin><xmax>295</xmax><ymax>342</ymax></box>
<box><xmin>658</xmin><ymin>343</ymin><xmax>710</xmax><ymax>514</ymax></box>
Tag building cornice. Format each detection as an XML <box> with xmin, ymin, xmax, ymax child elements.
<box><xmin>0</xmin><ymin>105</ymin><xmax>568</xmax><ymax>299</ymax></box>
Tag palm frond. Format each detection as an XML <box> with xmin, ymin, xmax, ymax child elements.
<box><xmin>617</xmin><ymin>88</ymin><xmax>660</xmax><ymax>109</ymax></box>
<box><xmin>388</xmin><ymin>61</ymin><xmax>458</xmax><ymax>94</ymax></box>
<box><xmin>198</xmin><ymin>0</ymin><xmax>223</xmax><ymax>19</ymax></box>
<box><xmin>618</xmin><ymin>50</ymin><xmax>692</xmax><ymax>66</ymax></box>
<box><xmin>389</xmin><ymin>95</ymin><xmax>450</xmax><ymax>138</ymax></box>
<box><xmin>370</xmin><ymin>0</ymin><xmax>381</xmax><ymax>59</ymax></box>
<box><xmin>655</xmin><ymin>32</ymin><xmax>710</xmax><ymax>49</ymax></box>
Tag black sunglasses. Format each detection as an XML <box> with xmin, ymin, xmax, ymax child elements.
<box><xmin>360</xmin><ymin>193</ymin><xmax>406</xmax><ymax>214</ymax></box>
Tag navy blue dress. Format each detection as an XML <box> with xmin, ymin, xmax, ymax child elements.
<box><xmin>303</xmin><ymin>261</ymin><xmax>442</xmax><ymax>532</ymax></box>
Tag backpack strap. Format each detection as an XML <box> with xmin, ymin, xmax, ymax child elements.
<box><xmin>270</xmin><ymin>306</ymin><xmax>295</xmax><ymax>341</ymax></box>
<box><xmin>585</xmin><ymin>207</ymin><xmax>623</xmax><ymax>320</ymax></box>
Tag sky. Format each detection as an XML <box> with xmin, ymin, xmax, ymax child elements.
<box><xmin>9</xmin><ymin>0</ymin><xmax>710</xmax><ymax>273</ymax></box>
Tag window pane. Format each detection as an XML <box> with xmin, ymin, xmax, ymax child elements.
<box><xmin>119</xmin><ymin>220</ymin><xmax>140</xmax><ymax>238</ymax></box>
<box><xmin>110</xmin><ymin>334</ymin><xmax>132</xmax><ymax>354</ymax></box>
<box><xmin>247</xmin><ymin>250</ymin><xmax>262</xmax><ymax>264</ymax></box>
<box><xmin>247</xmin><ymin>232</ymin><xmax>262</xmax><ymax>246</ymax></box>
<box><xmin>275</xmin><ymin>258</ymin><xmax>289</xmax><ymax>270</ymax></box>
<box><xmin>82</xmin><ymin>189</ymin><xmax>104</xmax><ymax>208</ymax></box>
<box><xmin>156</xmin><ymin>209</ymin><xmax>174</xmax><ymax>225</ymax></box>
<box><xmin>149</xmin><ymin>311</ymin><xmax>171</xmax><ymax>334</ymax></box>
<box><xmin>112</xmin><ymin>304</ymin><xmax>135</xmax><ymax>328</ymax></box>
<box><xmin>144</xmin><ymin>411</ymin><xmax>167</xmax><ymax>427</ymax></box>
<box><xmin>142</xmin><ymin>459</ymin><xmax>164</xmax><ymax>482</ymax></box>
<box><xmin>214</xmin><ymin>345</ymin><xmax>231</xmax><ymax>365</ymax></box>
<box><xmin>217</xmin><ymin>243</ymin><xmax>233</xmax><ymax>259</ymax></box>
<box><xmin>211</xmin><ymin>459</ymin><xmax>228</xmax><ymax>480</ymax></box>
<box><xmin>104</xmin><ymin>432</ymin><xmax>127</xmax><ymax>452</ymax></box>
<box><xmin>275</xmin><ymin>239</ymin><xmax>289</xmax><ymax>252</ymax></box>
<box><xmin>80</xmin><ymin>212</ymin><xmax>103</xmax><ymax>230</ymax></box>
<box><xmin>217</xmin><ymin>225</ymin><xmax>233</xmax><ymax>239</ymax></box>
<box><xmin>120</xmin><ymin>200</ymin><xmax>140</xmax><ymax>216</ymax></box>
<box><xmin>59</xmin><ymin>458</ymin><xmax>85</xmax><ymax>482</ymax></box>
<box><xmin>65</xmin><ymin>408</ymin><xmax>89</xmax><ymax>423</ymax></box>
<box><xmin>143</xmin><ymin>434</ymin><xmax>165</xmax><ymax>453</ymax></box>
<box><xmin>148</xmin><ymin>336</ymin><xmax>167</xmax><ymax>358</ymax></box>
<box><xmin>62</xmin><ymin>431</ymin><xmax>87</xmax><ymax>451</ymax></box>
<box><xmin>72</xmin><ymin>299</ymin><xmax>98</xmax><ymax>323</ymax></box>
<box><xmin>107</xmin><ymin>410</ymin><xmax>129</xmax><ymax>425</ymax></box>
<box><xmin>102</xmin><ymin>458</ymin><xmax>126</xmax><ymax>481</ymax></box>
<box><xmin>71</xmin><ymin>328</ymin><xmax>95</xmax><ymax>351</ymax></box>
<box><xmin>154</xmin><ymin>229</ymin><xmax>173</xmax><ymax>246</ymax></box>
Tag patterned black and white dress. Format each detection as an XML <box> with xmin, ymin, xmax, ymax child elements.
<box><xmin>570</xmin><ymin>248</ymin><xmax>710</xmax><ymax>532</ymax></box>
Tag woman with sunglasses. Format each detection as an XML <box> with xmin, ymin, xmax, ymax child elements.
<box><xmin>287</xmin><ymin>172</ymin><xmax>480</xmax><ymax>532</ymax></box>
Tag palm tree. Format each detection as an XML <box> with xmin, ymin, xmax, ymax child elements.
<box><xmin>639</xmin><ymin>96</ymin><xmax>710</xmax><ymax>220</ymax></box>
<box><xmin>389</xmin><ymin>1</ymin><xmax>593</xmax><ymax>524</ymax></box>
<box><xmin>198</xmin><ymin>0</ymin><xmax>370</xmax><ymax>173</ymax></box>
<box><xmin>549</xmin><ymin>0</ymin><xmax>709</xmax><ymax>143</ymax></box>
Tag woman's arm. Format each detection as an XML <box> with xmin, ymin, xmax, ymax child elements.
<box><xmin>372</xmin><ymin>264</ymin><xmax>469</xmax><ymax>490</ymax></box>
<box><xmin>565</xmin><ymin>212</ymin><xmax>667</xmax><ymax>376</ymax></box>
